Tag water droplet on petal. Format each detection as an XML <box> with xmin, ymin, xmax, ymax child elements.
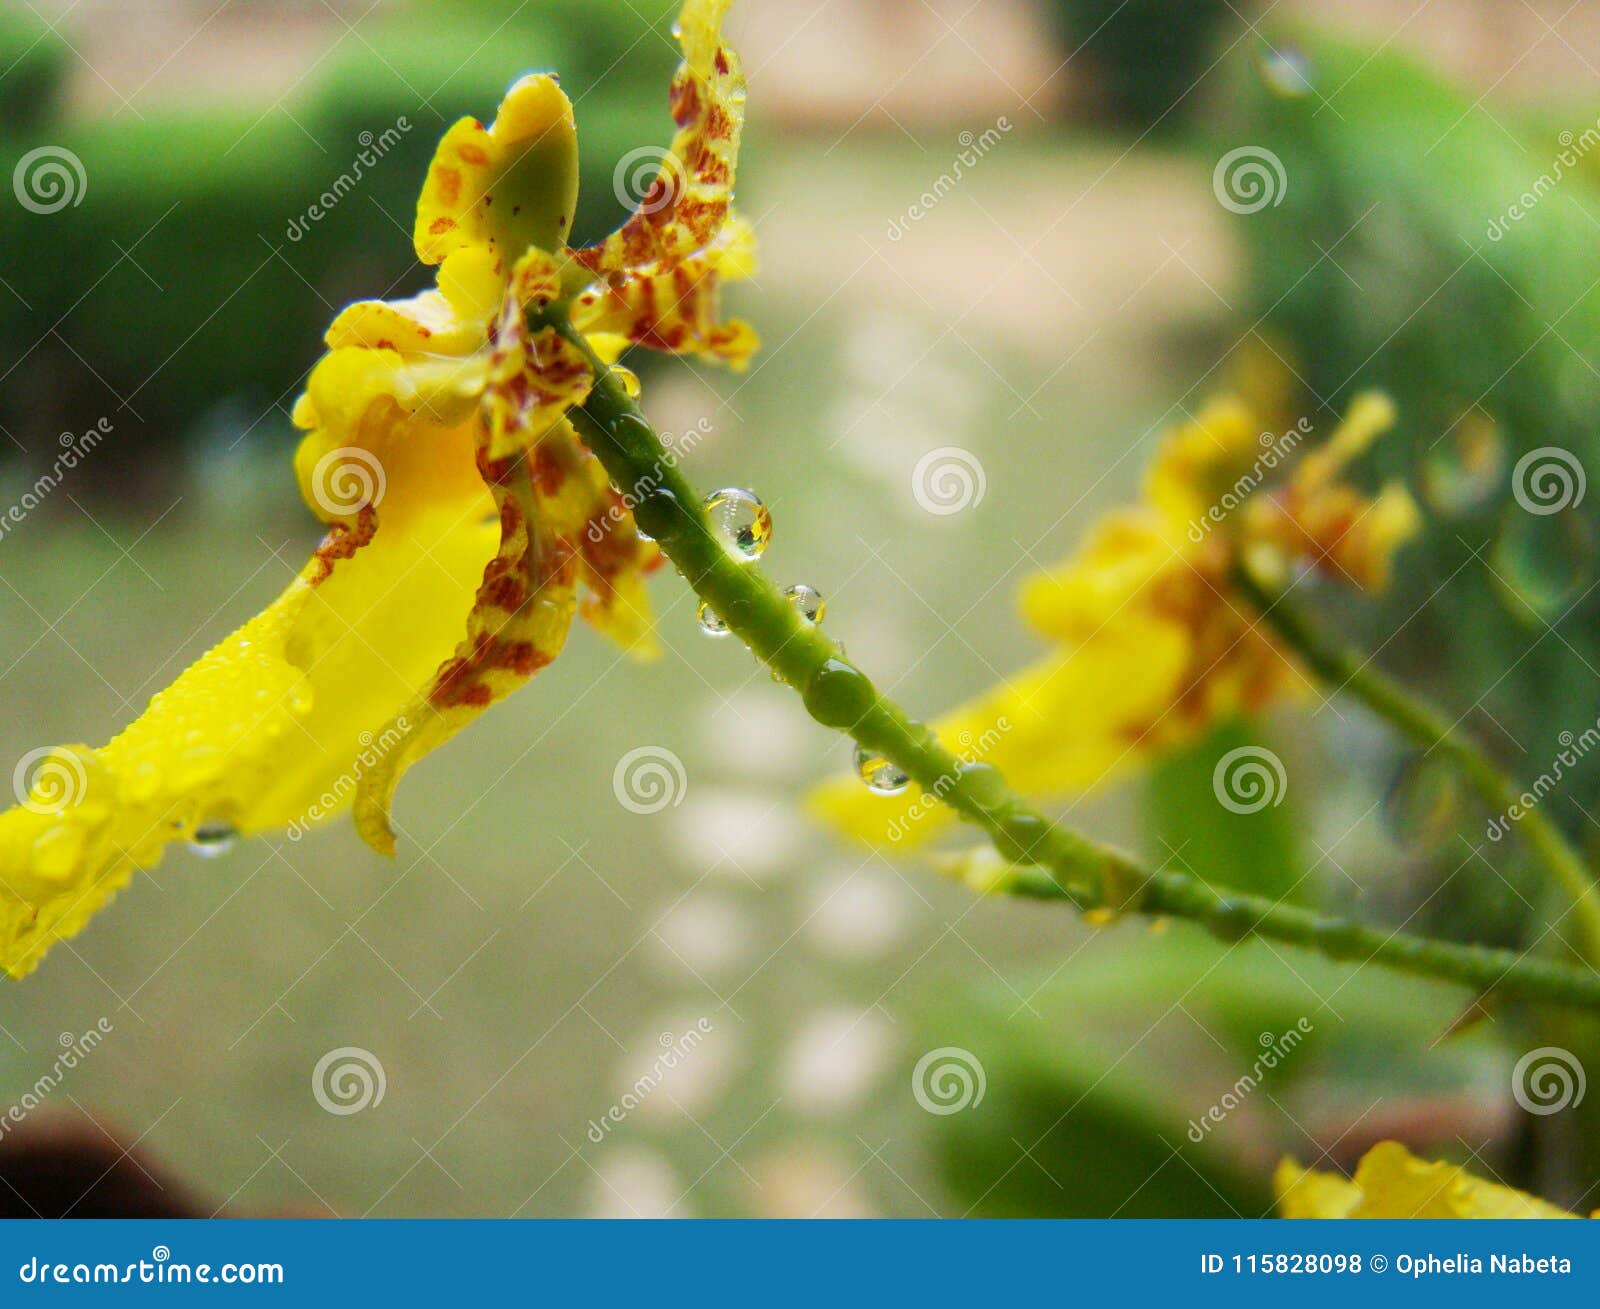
<box><xmin>1382</xmin><ymin>753</ymin><xmax>1465</xmax><ymax>852</ymax></box>
<box><xmin>784</xmin><ymin>584</ymin><xmax>824</xmax><ymax>624</ymax></box>
<box><xmin>188</xmin><ymin>820</ymin><xmax>239</xmax><ymax>858</ymax></box>
<box><xmin>1491</xmin><ymin>507</ymin><xmax>1598</xmax><ymax>621</ymax></box>
<box><xmin>1419</xmin><ymin>412</ymin><xmax>1504</xmax><ymax>517</ymax></box>
<box><xmin>703</xmin><ymin>488</ymin><xmax>771</xmax><ymax>560</ymax></box>
<box><xmin>697</xmin><ymin>600</ymin><xmax>730</xmax><ymax>637</ymax></box>
<box><xmin>1256</xmin><ymin>46</ymin><xmax>1313</xmax><ymax>98</ymax></box>
<box><xmin>854</xmin><ymin>745</ymin><xmax>910</xmax><ymax>795</ymax></box>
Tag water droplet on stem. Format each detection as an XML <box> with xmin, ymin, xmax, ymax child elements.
<box><xmin>854</xmin><ymin>745</ymin><xmax>910</xmax><ymax>795</ymax></box>
<box><xmin>784</xmin><ymin>584</ymin><xmax>824</xmax><ymax>624</ymax></box>
<box><xmin>703</xmin><ymin>488</ymin><xmax>772</xmax><ymax>560</ymax></box>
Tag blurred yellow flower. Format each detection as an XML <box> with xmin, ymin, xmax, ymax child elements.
<box><xmin>1277</xmin><ymin>1141</ymin><xmax>1585</xmax><ymax>1218</ymax></box>
<box><xmin>0</xmin><ymin>0</ymin><xmax>753</xmax><ymax>977</ymax></box>
<box><xmin>810</xmin><ymin>392</ymin><xmax>1419</xmax><ymax>848</ymax></box>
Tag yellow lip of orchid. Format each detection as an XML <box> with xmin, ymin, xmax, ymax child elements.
<box><xmin>413</xmin><ymin>72</ymin><xmax>579</xmax><ymax>268</ymax></box>
<box><xmin>0</xmin><ymin>0</ymin><xmax>755</xmax><ymax>978</ymax></box>
<box><xmin>809</xmin><ymin>393</ymin><xmax>1422</xmax><ymax>851</ymax></box>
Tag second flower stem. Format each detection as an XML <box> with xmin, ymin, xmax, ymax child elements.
<box><xmin>544</xmin><ymin>305</ymin><xmax>1600</xmax><ymax>1012</ymax></box>
<box><xmin>1236</xmin><ymin>561</ymin><xmax>1600</xmax><ymax>966</ymax></box>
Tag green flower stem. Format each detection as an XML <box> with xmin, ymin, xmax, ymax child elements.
<box><xmin>1235</xmin><ymin>560</ymin><xmax>1600</xmax><ymax>967</ymax></box>
<box><xmin>955</xmin><ymin>860</ymin><xmax>1600</xmax><ymax>1007</ymax></box>
<box><xmin>543</xmin><ymin>306</ymin><xmax>1600</xmax><ymax>1012</ymax></box>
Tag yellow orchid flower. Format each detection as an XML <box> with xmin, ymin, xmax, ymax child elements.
<box><xmin>1277</xmin><ymin>1141</ymin><xmax>1588</xmax><ymax>1218</ymax></box>
<box><xmin>810</xmin><ymin>393</ymin><xmax>1420</xmax><ymax>848</ymax></box>
<box><xmin>0</xmin><ymin>0</ymin><xmax>753</xmax><ymax>978</ymax></box>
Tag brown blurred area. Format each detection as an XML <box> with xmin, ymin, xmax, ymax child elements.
<box><xmin>0</xmin><ymin>1117</ymin><xmax>209</xmax><ymax>1217</ymax></box>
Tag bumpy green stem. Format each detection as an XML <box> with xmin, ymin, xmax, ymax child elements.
<box><xmin>1236</xmin><ymin>562</ymin><xmax>1600</xmax><ymax>967</ymax></box>
<box><xmin>542</xmin><ymin>306</ymin><xmax>1600</xmax><ymax>1012</ymax></box>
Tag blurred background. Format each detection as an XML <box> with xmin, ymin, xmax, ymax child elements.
<box><xmin>4</xmin><ymin>0</ymin><xmax>1600</xmax><ymax>1217</ymax></box>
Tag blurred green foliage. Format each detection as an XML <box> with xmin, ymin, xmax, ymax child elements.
<box><xmin>1145</xmin><ymin>718</ymin><xmax>1306</xmax><ymax>904</ymax></box>
<box><xmin>0</xmin><ymin>7</ymin><xmax>69</xmax><ymax>132</ymax></box>
<box><xmin>0</xmin><ymin>0</ymin><xmax>677</xmax><ymax>474</ymax></box>
<box><xmin>1235</xmin><ymin>33</ymin><xmax>1600</xmax><ymax>948</ymax></box>
<box><xmin>918</xmin><ymin>29</ymin><xmax>1600</xmax><ymax>1215</ymax></box>
<box><xmin>926</xmin><ymin>929</ymin><xmax>1506</xmax><ymax>1217</ymax></box>
<box><xmin>1043</xmin><ymin>0</ymin><xmax>1246</xmax><ymax>134</ymax></box>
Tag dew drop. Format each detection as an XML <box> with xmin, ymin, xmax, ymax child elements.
<box><xmin>802</xmin><ymin>658</ymin><xmax>874</xmax><ymax>728</ymax></box>
<box><xmin>996</xmin><ymin>812</ymin><xmax>1048</xmax><ymax>864</ymax></box>
<box><xmin>613</xmin><ymin>365</ymin><xmax>642</xmax><ymax>399</ymax></box>
<box><xmin>1419</xmin><ymin>412</ymin><xmax>1504</xmax><ymax>517</ymax></box>
<box><xmin>703</xmin><ymin>488</ymin><xmax>771</xmax><ymax>560</ymax></box>
<box><xmin>633</xmin><ymin>488</ymin><xmax>683</xmax><ymax>543</ymax></box>
<box><xmin>1491</xmin><ymin>507</ymin><xmax>1597</xmax><ymax>621</ymax></box>
<box><xmin>1255</xmin><ymin>46</ymin><xmax>1313</xmax><ymax>98</ymax></box>
<box><xmin>612</xmin><ymin>413</ymin><xmax>657</xmax><ymax>450</ymax></box>
<box><xmin>1311</xmin><ymin>915</ymin><xmax>1364</xmax><ymax>956</ymax></box>
<box><xmin>956</xmin><ymin>762</ymin><xmax>1009</xmax><ymax>808</ymax></box>
<box><xmin>1205</xmin><ymin>898</ymin><xmax>1256</xmax><ymax>942</ymax></box>
<box><xmin>854</xmin><ymin>745</ymin><xmax>910</xmax><ymax>795</ymax></box>
<box><xmin>784</xmin><ymin>584</ymin><xmax>825</xmax><ymax>624</ymax></box>
<box><xmin>1381</xmin><ymin>752</ymin><xmax>1465</xmax><ymax>852</ymax></box>
<box><xmin>697</xmin><ymin>600</ymin><xmax>731</xmax><ymax>637</ymax></box>
<box><xmin>188</xmin><ymin>820</ymin><xmax>239</xmax><ymax>858</ymax></box>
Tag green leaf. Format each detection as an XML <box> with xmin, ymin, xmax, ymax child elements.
<box><xmin>919</xmin><ymin>924</ymin><xmax>1510</xmax><ymax>1216</ymax></box>
<box><xmin>1144</xmin><ymin>717</ymin><xmax>1306</xmax><ymax>903</ymax></box>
